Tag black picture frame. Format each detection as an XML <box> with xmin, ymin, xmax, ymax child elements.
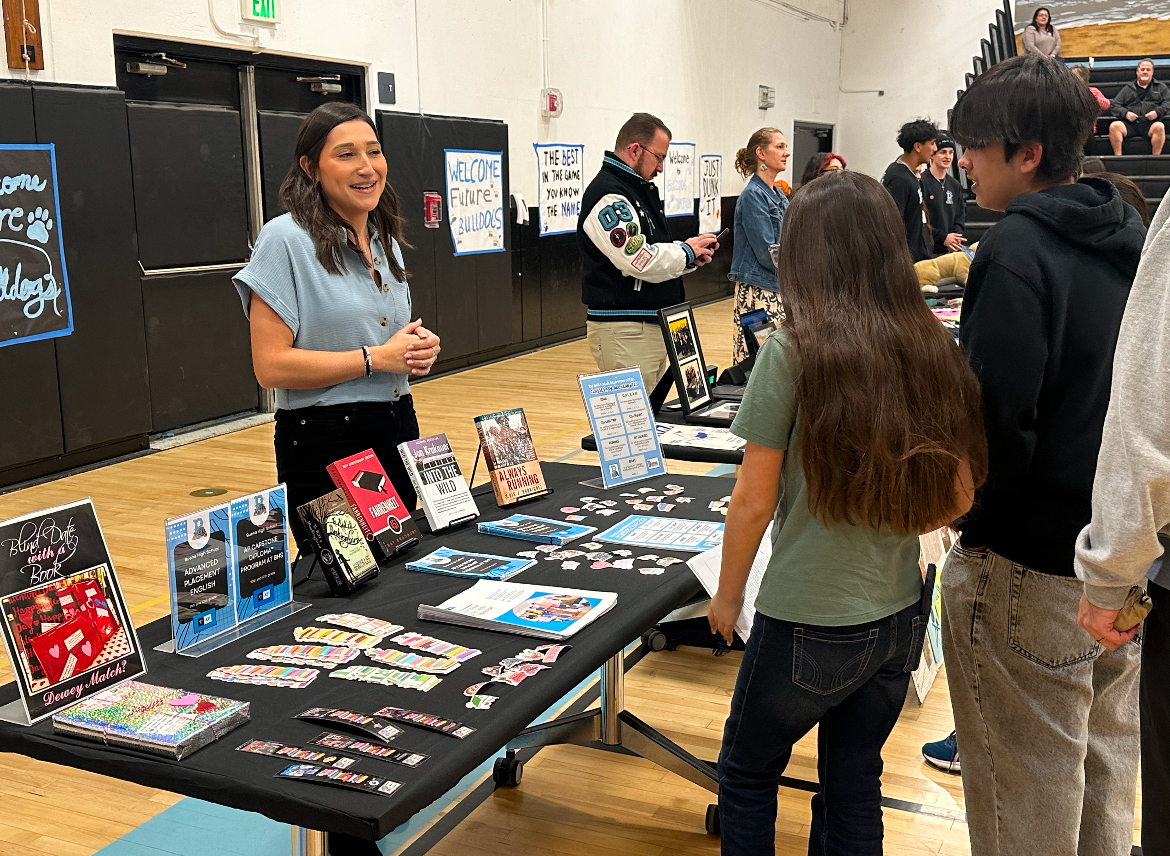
<box><xmin>658</xmin><ymin>302</ymin><xmax>711</xmax><ymax>415</ymax></box>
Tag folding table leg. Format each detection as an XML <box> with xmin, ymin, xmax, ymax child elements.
<box><xmin>292</xmin><ymin>827</ymin><xmax>328</xmax><ymax>856</ymax></box>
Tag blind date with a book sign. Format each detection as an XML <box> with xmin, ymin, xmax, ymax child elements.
<box><xmin>0</xmin><ymin>145</ymin><xmax>73</xmax><ymax>349</ymax></box>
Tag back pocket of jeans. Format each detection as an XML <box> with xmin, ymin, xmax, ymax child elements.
<box><xmin>1008</xmin><ymin>564</ymin><xmax>1100</xmax><ymax>669</ymax></box>
<box><xmin>793</xmin><ymin>627</ymin><xmax>880</xmax><ymax>695</ymax></box>
<box><xmin>904</xmin><ymin>614</ymin><xmax>927</xmax><ymax>673</ymax></box>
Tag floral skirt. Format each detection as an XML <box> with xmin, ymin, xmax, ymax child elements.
<box><xmin>733</xmin><ymin>283</ymin><xmax>785</xmax><ymax>364</ymax></box>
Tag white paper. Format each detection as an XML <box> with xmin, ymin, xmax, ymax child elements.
<box><xmin>698</xmin><ymin>154</ymin><xmax>722</xmax><ymax>233</ymax></box>
<box><xmin>445</xmin><ymin>149</ymin><xmax>505</xmax><ymax>256</ymax></box>
<box><xmin>687</xmin><ymin>523</ymin><xmax>771</xmax><ymax>641</ymax></box>
<box><xmin>656</xmin><ymin>424</ymin><xmax>747</xmax><ymax>451</ymax></box>
<box><xmin>534</xmin><ymin>143</ymin><xmax>585</xmax><ymax>235</ymax></box>
<box><xmin>663</xmin><ymin>143</ymin><xmax>697</xmax><ymax>218</ymax></box>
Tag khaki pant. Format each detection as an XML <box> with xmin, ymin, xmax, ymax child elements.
<box><xmin>586</xmin><ymin>320</ymin><xmax>670</xmax><ymax>391</ymax></box>
<box><xmin>941</xmin><ymin>546</ymin><xmax>1141</xmax><ymax>856</ymax></box>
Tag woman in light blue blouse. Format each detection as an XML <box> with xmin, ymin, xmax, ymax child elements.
<box><xmin>729</xmin><ymin>128</ymin><xmax>789</xmax><ymax>362</ymax></box>
<box><xmin>234</xmin><ymin>102</ymin><xmax>440</xmax><ymax>551</ymax></box>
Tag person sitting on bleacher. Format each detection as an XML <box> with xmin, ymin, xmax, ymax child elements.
<box><xmin>1109</xmin><ymin>58</ymin><xmax>1170</xmax><ymax>156</ymax></box>
<box><xmin>1071</xmin><ymin>65</ymin><xmax>1111</xmax><ymax>111</ymax></box>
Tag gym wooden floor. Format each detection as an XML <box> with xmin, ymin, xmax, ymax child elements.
<box><xmin>0</xmin><ymin>299</ymin><xmax>1141</xmax><ymax>855</ymax></box>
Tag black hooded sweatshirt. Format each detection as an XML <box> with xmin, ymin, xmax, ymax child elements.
<box><xmin>957</xmin><ymin>177</ymin><xmax>1146</xmax><ymax>575</ymax></box>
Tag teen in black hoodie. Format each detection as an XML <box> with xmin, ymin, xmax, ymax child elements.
<box><xmin>940</xmin><ymin>55</ymin><xmax>1146</xmax><ymax>856</ymax></box>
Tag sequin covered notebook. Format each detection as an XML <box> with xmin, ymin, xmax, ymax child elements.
<box><xmin>51</xmin><ymin>679</ymin><xmax>250</xmax><ymax>759</ymax></box>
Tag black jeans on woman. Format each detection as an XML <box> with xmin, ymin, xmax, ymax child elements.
<box><xmin>717</xmin><ymin>601</ymin><xmax>924</xmax><ymax>856</ymax></box>
<box><xmin>274</xmin><ymin>396</ymin><xmax>420</xmax><ymax>554</ymax></box>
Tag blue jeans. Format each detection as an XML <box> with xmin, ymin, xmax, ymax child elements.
<box><xmin>717</xmin><ymin>602</ymin><xmax>923</xmax><ymax>856</ymax></box>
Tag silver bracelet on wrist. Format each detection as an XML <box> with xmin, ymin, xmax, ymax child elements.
<box><xmin>361</xmin><ymin>345</ymin><xmax>373</xmax><ymax>377</ymax></box>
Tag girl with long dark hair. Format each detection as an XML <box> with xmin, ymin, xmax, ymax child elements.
<box><xmin>233</xmin><ymin>102</ymin><xmax>440</xmax><ymax>551</ymax></box>
<box><xmin>709</xmin><ymin>171</ymin><xmax>987</xmax><ymax>855</ymax></box>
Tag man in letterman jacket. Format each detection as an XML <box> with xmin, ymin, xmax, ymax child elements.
<box><xmin>577</xmin><ymin>113</ymin><xmax>718</xmax><ymax>390</ymax></box>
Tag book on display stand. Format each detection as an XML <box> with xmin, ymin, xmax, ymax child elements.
<box><xmin>297</xmin><ymin>490</ymin><xmax>381</xmax><ymax>596</ymax></box>
<box><xmin>326</xmin><ymin>449</ymin><xmax>420</xmax><ymax>561</ymax></box>
<box><xmin>472</xmin><ymin>408</ymin><xmax>553</xmax><ymax>507</ymax></box>
<box><xmin>397</xmin><ymin>434</ymin><xmax>480</xmax><ymax>532</ymax></box>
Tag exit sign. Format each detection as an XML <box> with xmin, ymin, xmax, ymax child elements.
<box><xmin>240</xmin><ymin>0</ymin><xmax>279</xmax><ymax>23</ymax></box>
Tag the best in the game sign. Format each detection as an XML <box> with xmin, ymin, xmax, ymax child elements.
<box><xmin>0</xmin><ymin>145</ymin><xmax>73</xmax><ymax>348</ymax></box>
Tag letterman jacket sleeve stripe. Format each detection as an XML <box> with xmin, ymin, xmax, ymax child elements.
<box><xmin>582</xmin><ymin>193</ymin><xmax>695</xmax><ymax>283</ymax></box>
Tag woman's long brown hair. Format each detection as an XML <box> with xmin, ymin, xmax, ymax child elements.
<box><xmin>777</xmin><ymin>171</ymin><xmax>987</xmax><ymax>533</ymax></box>
<box><xmin>279</xmin><ymin>102</ymin><xmax>410</xmax><ymax>280</ymax></box>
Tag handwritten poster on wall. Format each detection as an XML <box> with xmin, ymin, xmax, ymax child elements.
<box><xmin>699</xmin><ymin>155</ymin><xmax>723</xmax><ymax>233</ymax></box>
<box><xmin>0</xmin><ymin>145</ymin><xmax>73</xmax><ymax>349</ymax></box>
<box><xmin>663</xmin><ymin>143</ymin><xmax>696</xmax><ymax>218</ymax></box>
<box><xmin>444</xmin><ymin>149</ymin><xmax>505</xmax><ymax>256</ymax></box>
<box><xmin>534</xmin><ymin>143</ymin><xmax>585</xmax><ymax>236</ymax></box>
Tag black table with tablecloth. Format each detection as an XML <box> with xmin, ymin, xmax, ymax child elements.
<box><xmin>0</xmin><ymin>463</ymin><xmax>730</xmax><ymax>843</ymax></box>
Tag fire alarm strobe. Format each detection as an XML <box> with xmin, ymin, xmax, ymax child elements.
<box><xmin>540</xmin><ymin>88</ymin><xmax>563</xmax><ymax>118</ymax></box>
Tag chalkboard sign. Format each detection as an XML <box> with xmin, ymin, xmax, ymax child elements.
<box><xmin>0</xmin><ymin>144</ymin><xmax>73</xmax><ymax>349</ymax></box>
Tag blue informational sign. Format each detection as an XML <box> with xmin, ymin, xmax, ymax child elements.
<box><xmin>578</xmin><ymin>368</ymin><xmax>666</xmax><ymax>489</ymax></box>
<box><xmin>165</xmin><ymin>503</ymin><xmax>237</xmax><ymax>653</ymax></box>
<box><xmin>230</xmin><ymin>486</ymin><xmax>292</xmax><ymax>622</ymax></box>
<box><xmin>596</xmin><ymin>514</ymin><xmax>724</xmax><ymax>553</ymax></box>
<box><xmin>444</xmin><ymin>148</ymin><xmax>505</xmax><ymax>256</ymax></box>
<box><xmin>0</xmin><ymin>144</ymin><xmax>73</xmax><ymax>348</ymax></box>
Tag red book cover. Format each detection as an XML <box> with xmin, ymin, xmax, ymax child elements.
<box><xmin>327</xmin><ymin>449</ymin><xmax>420</xmax><ymax>561</ymax></box>
<box><xmin>30</xmin><ymin>613</ymin><xmax>103</xmax><ymax>685</ymax></box>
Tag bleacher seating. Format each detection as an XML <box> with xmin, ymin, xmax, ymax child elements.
<box><xmin>963</xmin><ymin>57</ymin><xmax>1170</xmax><ymax>242</ymax></box>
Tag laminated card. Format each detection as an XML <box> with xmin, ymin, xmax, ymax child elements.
<box><xmin>165</xmin><ymin>503</ymin><xmax>237</xmax><ymax>653</ymax></box>
<box><xmin>578</xmin><ymin>368</ymin><xmax>666</xmax><ymax>489</ymax></box>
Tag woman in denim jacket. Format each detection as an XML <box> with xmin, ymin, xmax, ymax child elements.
<box><xmin>730</xmin><ymin>128</ymin><xmax>789</xmax><ymax>362</ymax></box>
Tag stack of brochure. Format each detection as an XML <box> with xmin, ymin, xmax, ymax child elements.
<box><xmin>405</xmin><ymin>548</ymin><xmax>535</xmax><ymax>581</ymax></box>
<box><xmin>418</xmin><ymin>580</ymin><xmax>617</xmax><ymax>641</ymax></box>
<box><xmin>477</xmin><ymin>514</ymin><xmax>596</xmax><ymax>546</ymax></box>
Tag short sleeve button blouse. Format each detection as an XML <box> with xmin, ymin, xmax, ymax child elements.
<box><xmin>233</xmin><ymin>212</ymin><xmax>412</xmax><ymax>410</ymax></box>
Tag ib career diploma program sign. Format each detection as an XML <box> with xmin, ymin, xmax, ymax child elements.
<box><xmin>534</xmin><ymin>143</ymin><xmax>584</xmax><ymax>235</ymax></box>
<box><xmin>0</xmin><ymin>145</ymin><xmax>73</xmax><ymax>348</ymax></box>
<box><xmin>445</xmin><ymin>149</ymin><xmax>505</xmax><ymax>256</ymax></box>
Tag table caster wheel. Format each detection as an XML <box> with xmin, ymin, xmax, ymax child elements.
<box><xmin>492</xmin><ymin>754</ymin><xmax>523</xmax><ymax>786</ymax></box>
<box><xmin>705</xmin><ymin>803</ymin><xmax>721</xmax><ymax>836</ymax></box>
<box><xmin>643</xmin><ymin>629</ymin><xmax>667</xmax><ymax>652</ymax></box>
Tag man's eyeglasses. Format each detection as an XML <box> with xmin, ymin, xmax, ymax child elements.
<box><xmin>638</xmin><ymin>144</ymin><xmax>669</xmax><ymax>165</ymax></box>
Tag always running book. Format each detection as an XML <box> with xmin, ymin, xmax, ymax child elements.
<box><xmin>473</xmin><ymin>408</ymin><xmax>551</xmax><ymax>507</ymax></box>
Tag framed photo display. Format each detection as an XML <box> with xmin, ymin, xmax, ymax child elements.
<box><xmin>658</xmin><ymin>302</ymin><xmax>711</xmax><ymax>415</ymax></box>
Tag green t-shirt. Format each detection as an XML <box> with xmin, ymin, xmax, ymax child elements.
<box><xmin>731</xmin><ymin>331</ymin><xmax>922</xmax><ymax>625</ymax></box>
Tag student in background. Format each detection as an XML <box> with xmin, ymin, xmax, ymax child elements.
<box><xmin>797</xmin><ymin>152</ymin><xmax>846</xmax><ymax>188</ymax></box>
<box><xmin>1022</xmin><ymin>7</ymin><xmax>1061</xmax><ymax>57</ymax></box>
<box><xmin>234</xmin><ymin>102</ymin><xmax>439</xmax><ymax>555</ymax></box>
<box><xmin>1075</xmin><ymin>191</ymin><xmax>1170</xmax><ymax>856</ymax></box>
<box><xmin>1070</xmin><ymin>64</ymin><xmax>1111</xmax><ymax>111</ymax></box>
<box><xmin>881</xmin><ymin>119</ymin><xmax>938</xmax><ymax>262</ymax></box>
<box><xmin>944</xmin><ymin>55</ymin><xmax>1145</xmax><ymax>856</ymax></box>
<box><xmin>729</xmin><ymin>127</ymin><xmax>789</xmax><ymax>363</ymax></box>
<box><xmin>922</xmin><ymin>134</ymin><xmax>966</xmax><ymax>254</ymax></box>
<box><xmin>710</xmin><ymin>171</ymin><xmax>986</xmax><ymax>856</ymax></box>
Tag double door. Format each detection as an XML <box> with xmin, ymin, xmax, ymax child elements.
<box><xmin>115</xmin><ymin>37</ymin><xmax>365</xmax><ymax>432</ymax></box>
